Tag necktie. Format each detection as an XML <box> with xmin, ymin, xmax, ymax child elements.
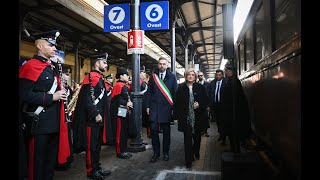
<box><xmin>160</xmin><ymin>74</ymin><xmax>163</xmax><ymax>80</ymax></box>
<box><xmin>215</xmin><ymin>81</ymin><xmax>220</xmax><ymax>102</ymax></box>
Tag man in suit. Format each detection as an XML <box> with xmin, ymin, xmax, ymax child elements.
<box><xmin>208</xmin><ymin>69</ymin><xmax>226</xmax><ymax>144</ymax></box>
<box><xmin>197</xmin><ymin>71</ymin><xmax>210</xmax><ymax>137</ymax></box>
<box><xmin>146</xmin><ymin>57</ymin><xmax>178</xmax><ymax>162</ymax></box>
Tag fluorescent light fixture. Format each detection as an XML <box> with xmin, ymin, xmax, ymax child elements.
<box><xmin>220</xmin><ymin>57</ymin><xmax>228</xmax><ymax>69</ymax></box>
<box><xmin>233</xmin><ymin>0</ymin><xmax>254</xmax><ymax>44</ymax></box>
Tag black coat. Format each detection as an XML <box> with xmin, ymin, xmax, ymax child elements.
<box><xmin>174</xmin><ymin>82</ymin><xmax>209</xmax><ymax>132</ymax></box>
<box><xmin>72</xmin><ymin>71</ymin><xmax>108</xmax><ymax>153</ymax></box>
<box><xmin>147</xmin><ymin>69</ymin><xmax>178</xmax><ymax>124</ymax></box>
<box><xmin>220</xmin><ymin>75</ymin><xmax>251</xmax><ymax>140</ymax></box>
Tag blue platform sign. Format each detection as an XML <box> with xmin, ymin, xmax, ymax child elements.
<box><xmin>104</xmin><ymin>4</ymin><xmax>130</xmax><ymax>32</ymax></box>
<box><xmin>140</xmin><ymin>1</ymin><xmax>169</xmax><ymax>31</ymax></box>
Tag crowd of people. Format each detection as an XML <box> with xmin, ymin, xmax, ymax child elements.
<box><xmin>19</xmin><ymin>30</ymin><xmax>252</xmax><ymax>180</ymax></box>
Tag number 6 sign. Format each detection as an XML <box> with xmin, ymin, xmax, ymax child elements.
<box><xmin>140</xmin><ymin>1</ymin><xmax>169</xmax><ymax>31</ymax></box>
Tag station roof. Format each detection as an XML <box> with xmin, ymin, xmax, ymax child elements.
<box><xmin>20</xmin><ymin>0</ymin><xmax>235</xmax><ymax>79</ymax></box>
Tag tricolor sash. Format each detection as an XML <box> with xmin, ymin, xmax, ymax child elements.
<box><xmin>152</xmin><ymin>73</ymin><xmax>173</xmax><ymax>105</ymax></box>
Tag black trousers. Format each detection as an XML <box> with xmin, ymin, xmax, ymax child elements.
<box><xmin>213</xmin><ymin>103</ymin><xmax>225</xmax><ymax>138</ymax></box>
<box><xmin>151</xmin><ymin>123</ymin><xmax>170</xmax><ymax>156</ymax></box>
<box><xmin>30</xmin><ymin>133</ymin><xmax>59</xmax><ymax>180</ymax></box>
<box><xmin>86</xmin><ymin>125</ymin><xmax>103</xmax><ymax>174</ymax></box>
<box><xmin>115</xmin><ymin>117</ymin><xmax>128</xmax><ymax>154</ymax></box>
<box><xmin>183</xmin><ymin>126</ymin><xmax>201</xmax><ymax>165</ymax></box>
<box><xmin>229</xmin><ymin>134</ymin><xmax>240</xmax><ymax>153</ymax></box>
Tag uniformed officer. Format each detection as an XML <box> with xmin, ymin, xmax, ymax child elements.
<box><xmin>55</xmin><ymin>68</ymin><xmax>74</xmax><ymax>170</ymax></box>
<box><xmin>72</xmin><ymin>52</ymin><xmax>111</xmax><ymax>179</ymax></box>
<box><xmin>19</xmin><ymin>30</ymin><xmax>70</xmax><ymax>180</ymax></box>
<box><xmin>110</xmin><ymin>67</ymin><xmax>133</xmax><ymax>159</ymax></box>
<box><xmin>104</xmin><ymin>73</ymin><xmax>115</xmax><ymax>146</ymax></box>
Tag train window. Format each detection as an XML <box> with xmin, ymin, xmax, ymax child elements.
<box><xmin>245</xmin><ymin>28</ymin><xmax>254</xmax><ymax>70</ymax></box>
<box><xmin>237</xmin><ymin>45</ymin><xmax>241</xmax><ymax>76</ymax></box>
<box><xmin>274</xmin><ymin>0</ymin><xmax>301</xmax><ymax>49</ymax></box>
<box><xmin>240</xmin><ymin>40</ymin><xmax>245</xmax><ymax>74</ymax></box>
<box><xmin>255</xmin><ymin>3</ymin><xmax>266</xmax><ymax>62</ymax></box>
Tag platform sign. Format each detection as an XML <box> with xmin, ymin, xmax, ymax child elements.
<box><xmin>104</xmin><ymin>4</ymin><xmax>130</xmax><ymax>32</ymax></box>
<box><xmin>127</xmin><ymin>30</ymin><xmax>144</xmax><ymax>55</ymax></box>
<box><xmin>140</xmin><ymin>1</ymin><xmax>169</xmax><ymax>31</ymax></box>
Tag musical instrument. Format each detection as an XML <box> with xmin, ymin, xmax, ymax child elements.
<box><xmin>67</xmin><ymin>83</ymin><xmax>81</xmax><ymax>116</ymax></box>
<box><xmin>57</xmin><ymin>59</ymin><xmax>71</xmax><ymax>122</ymax></box>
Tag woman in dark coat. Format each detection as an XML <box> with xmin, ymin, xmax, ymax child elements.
<box><xmin>174</xmin><ymin>68</ymin><xmax>209</xmax><ymax>168</ymax></box>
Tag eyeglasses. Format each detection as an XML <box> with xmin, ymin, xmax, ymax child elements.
<box><xmin>64</xmin><ymin>73</ymin><xmax>70</xmax><ymax>76</ymax></box>
<box><xmin>198</xmin><ymin>75</ymin><xmax>203</xmax><ymax>77</ymax></box>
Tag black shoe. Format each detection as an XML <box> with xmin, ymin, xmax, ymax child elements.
<box><xmin>194</xmin><ymin>153</ymin><xmax>200</xmax><ymax>160</ymax></box>
<box><xmin>204</xmin><ymin>133</ymin><xmax>209</xmax><ymax>137</ymax></box>
<box><xmin>186</xmin><ymin>162</ymin><xmax>192</xmax><ymax>168</ymax></box>
<box><xmin>87</xmin><ymin>171</ymin><xmax>105</xmax><ymax>180</ymax></box>
<box><xmin>97</xmin><ymin>169</ymin><xmax>111</xmax><ymax>177</ymax></box>
<box><xmin>163</xmin><ymin>154</ymin><xmax>169</xmax><ymax>161</ymax></box>
<box><xmin>117</xmin><ymin>153</ymin><xmax>130</xmax><ymax>159</ymax></box>
<box><xmin>124</xmin><ymin>152</ymin><xmax>133</xmax><ymax>157</ymax></box>
<box><xmin>218</xmin><ymin>136</ymin><xmax>222</xmax><ymax>141</ymax></box>
<box><xmin>150</xmin><ymin>154</ymin><xmax>160</xmax><ymax>162</ymax></box>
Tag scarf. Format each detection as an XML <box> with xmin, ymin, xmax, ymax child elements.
<box><xmin>187</xmin><ymin>85</ymin><xmax>195</xmax><ymax>134</ymax></box>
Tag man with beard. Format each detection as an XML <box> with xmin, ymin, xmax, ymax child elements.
<box><xmin>147</xmin><ymin>57</ymin><xmax>178</xmax><ymax>162</ymax></box>
<box><xmin>72</xmin><ymin>53</ymin><xmax>111</xmax><ymax>179</ymax></box>
<box><xmin>197</xmin><ymin>71</ymin><xmax>210</xmax><ymax>137</ymax></box>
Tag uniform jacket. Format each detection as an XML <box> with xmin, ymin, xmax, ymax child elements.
<box><xmin>19</xmin><ymin>55</ymin><xmax>70</xmax><ymax>164</ymax></box>
<box><xmin>72</xmin><ymin>70</ymin><xmax>108</xmax><ymax>153</ymax></box>
<box><xmin>146</xmin><ymin>69</ymin><xmax>178</xmax><ymax>124</ymax></box>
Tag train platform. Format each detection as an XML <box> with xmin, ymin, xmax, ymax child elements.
<box><xmin>54</xmin><ymin>121</ymin><xmax>229</xmax><ymax>180</ymax></box>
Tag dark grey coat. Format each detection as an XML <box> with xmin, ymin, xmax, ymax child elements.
<box><xmin>174</xmin><ymin>82</ymin><xmax>209</xmax><ymax>132</ymax></box>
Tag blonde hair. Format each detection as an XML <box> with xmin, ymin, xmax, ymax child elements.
<box><xmin>184</xmin><ymin>68</ymin><xmax>197</xmax><ymax>81</ymax></box>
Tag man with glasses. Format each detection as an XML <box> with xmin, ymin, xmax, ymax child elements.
<box><xmin>197</xmin><ymin>72</ymin><xmax>210</xmax><ymax>137</ymax></box>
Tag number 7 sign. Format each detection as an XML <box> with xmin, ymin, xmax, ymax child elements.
<box><xmin>104</xmin><ymin>4</ymin><xmax>130</xmax><ymax>32</ymax></box>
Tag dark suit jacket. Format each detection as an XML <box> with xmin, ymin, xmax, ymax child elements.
<box><xmin>208</xmin><ymin>77</ymin><xmax>226</xmax><ymax>107</ymax></box>
<box><xmin>147</xmin><ymin>69</ymin><xmax>178</xmax><ymax>124</ymax></box>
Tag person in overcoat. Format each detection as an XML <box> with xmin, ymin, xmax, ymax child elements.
<box><xmin>220</xmin><ymin>64</ymin><xmax>252</xmax><ymax>153</ymax></box>
<box><xmin>174</xmin><ymin>68</ymin><xmax>209</xmax><ymax>168</ymax></box>
<box><xmin>146</xmin><ymin>57</ymin><xmax>178</xmax><ymax>162</ymax></box>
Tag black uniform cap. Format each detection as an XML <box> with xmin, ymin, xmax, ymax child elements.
<box><xmin>116</xmin><ymin>67</ymin><xmax>129</xmax><ymax>79</ymax></box>
<box><xmin>105</xmin><ymin>73</ymin><xmax>113</xmax><ymax>79</ymax></box>
<box><xmin>90</xmin><ymin>52</ymin><xmax>108</xmax><ymax>64</ymax></box>
<box><xmin>33</xmin><ymin>30</ymin><xmax>60</xmax><ymax>46</ymax></box>
<box><xmin>225</xmin><ymin>64</ymin><xmax>235</xmax><ymax>71</ymax></box>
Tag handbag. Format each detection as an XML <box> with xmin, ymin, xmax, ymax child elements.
<box><xmin>118</xmin><ymin>105</ymin><xmax>127</xmax><ymax>117</ymax></box>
